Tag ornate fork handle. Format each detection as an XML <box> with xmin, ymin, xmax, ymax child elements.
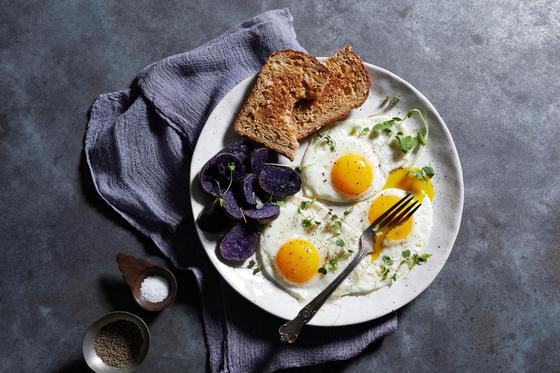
<box><xmin>278</xmin><ymin>242</ymin><xmax>370</xmax><ymax>343</ymax></box>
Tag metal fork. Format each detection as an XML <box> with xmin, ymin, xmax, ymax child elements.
<box><xmin>278</xmin><ymin>193</ymin><xmax>421</xmax><ymax>343</ymax></box>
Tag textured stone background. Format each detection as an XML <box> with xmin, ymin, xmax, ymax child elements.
<box><xmin>1</xmin><ymin>1</ymin><xmax>559</xmax><ymax>372</ymax></box>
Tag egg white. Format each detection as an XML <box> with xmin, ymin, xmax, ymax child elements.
<box><xmin>259</xmin><ymin>195</ymin><xmax>361</xmax><ymax>301</ymax></box>
<box><xmin>340</xmin><ymin>188</ymin><xmax>434</xmax><ymax>294</ymax></box>
<box><xmin>300</xmin><ymin>116</ymin><xmax>419</xmax><ymax>203</ymax></box>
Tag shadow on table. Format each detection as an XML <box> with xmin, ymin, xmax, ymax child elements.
<box><xmin>53</xmin><ymin>358</ymin><xmax>90</xmax><ymax>373</ymax></box>
<box><xmin>97</xmin><ymin>275</ymin><xmax>160</xmax><ymax>325</ymax></box>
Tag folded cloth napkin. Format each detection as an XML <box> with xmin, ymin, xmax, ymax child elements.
<box><xmin>85</xmin><ymin>8</ymin><xmax>397</xmax><ymax>372</ymax></box>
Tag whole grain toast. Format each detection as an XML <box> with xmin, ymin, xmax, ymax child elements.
<box><xmin>292</xmin><ymin>45</ymin><xmax>370</xmax><ymax>139</ymax></box>
<box><xmin>233</xmin><ymin>50</ymin><xmax>330</xmax><ymax>161</ymax></box>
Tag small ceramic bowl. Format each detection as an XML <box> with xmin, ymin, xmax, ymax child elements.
<box><xmin>82</xmin><ymin>311</ymin><xmax>150</xmax><ymax>373</ymax></box>
<box><xmin>131</xmin><ymin>266</ymin><xmax>177</xmax><ymax>311</ymax></box>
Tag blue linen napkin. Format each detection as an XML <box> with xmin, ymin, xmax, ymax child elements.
<box><xmin>85</xmin><ymin>9</ymin><xmax>397</xmax><ymax>372</ymax></box>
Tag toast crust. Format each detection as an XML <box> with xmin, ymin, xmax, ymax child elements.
<box><xmin>292</xmin><ymin>45</ymin><xmax>370</xmax><ymax>139</ymax></box>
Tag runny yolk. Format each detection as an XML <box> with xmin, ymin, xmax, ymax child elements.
<box><xmin>384</xmin><ymin>168</ymin><xmax>434</xmax><ymax>201</ymax></box>
<box><xmin>275</xmin><ymin>239</ymin><xmax>320</xmax><ymax>284</ymax></box>
<box><xmin>367</xmin><ymin>194</ymin><xmax>414</xmax><ymax>261</ymax></box>
<box><xmin>331</xmin><ymin>153</ymin><xmax>373</xmax><ymax>196</ymax></box>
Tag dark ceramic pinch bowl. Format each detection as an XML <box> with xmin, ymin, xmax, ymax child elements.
<box><xmin>131</xmin><ymin>266</ymin><xmax>177</xmax><ymax>311</ymax></box>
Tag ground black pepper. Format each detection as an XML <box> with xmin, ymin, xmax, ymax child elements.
<box><xmin>94</xmin><ymin>320</ymin><xmax>142</xmax><ymax>368</ymax></box>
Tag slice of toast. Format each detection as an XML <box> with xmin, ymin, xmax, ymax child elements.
<box><xmin>233</xmin><ymin>50</ymin><xmax>330</xmax><ymax>161</ymax></box>
<box><xmin>292</xmin><ymin>45</ymin><xmax>370</xmax><ymax>139</ymax></box>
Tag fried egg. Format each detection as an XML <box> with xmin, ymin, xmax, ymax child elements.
<box><xmin>300</xmin><ymin>116</ymin><xmax>418</xmax><ymax>202</ymax></box>
<box><xmin>341</xmin><ymin>188</ymin><xmax>433</xmax><ymax>293</ymax></box>
<box><xmin>259</xmin><ymin>195</ymin><xmax>362</xmax><ymax>300</ymax></box>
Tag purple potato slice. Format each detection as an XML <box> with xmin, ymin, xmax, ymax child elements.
<box><xmin>199</xmin><ymin>157</ymin><xmax>223</xmax><ymax>197</ymax></box>
<box><xmin>237</xmin><ymin>174</ymin><xmax>258</xmax><ymax>206</ymax></box>
<box><xmin>219</xmin><ymin>140</ymin><xmax>254</xmax><ymax>166</ymax></box>
<box><xmin>219</xmin><ymin>224</ymin><xmax>260</xmax><ymax>263</ymax></box>
<box><xmin>222</xmin><ymin>190</ymin><xmax>244</xmax><ymax>220</ymax></box>
<box><xmin>196</xmin><ymin>202</ymin><xmax>230</xmax><ymax>233</ymax></box>
<box><xmin>250</xmin><ymin>148</ymin><xmax>279</xmax><ymax>175</ymax></box>
<box><xmin>244</xmin><ymin>203</ymin><xmax>280</xmax><ymax>224</ymax></box>
<box><xmin>258</xmin><ymin>165</ymin><xmax>302</xmax><ymax>198</ymax></box>
<box><xmin>215</xmin><ymin>153</ymin><xmax>245</xmax><ymax>182</ymax></box>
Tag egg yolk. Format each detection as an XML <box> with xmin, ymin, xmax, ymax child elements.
<box><xmin>331</xmin><ymin>154</ymin><xmax>373</xmax><ymax>196</ymax></box>
<box><xmin>384</xmin><ymin>168</ymin><xmax>434</xmax><ymax>201</ymax></box>
<box><xmin>367</xmin><ymin>194</ymin><xmax>414</xmax><ymax>261</ymax></box>
<box><xmin>275</xmin><ymin>239</ymin><xmax>320</xmax><ymax>284</ymax></box>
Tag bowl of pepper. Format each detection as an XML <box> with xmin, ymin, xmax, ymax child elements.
<box><xmin>83</xmin><ymin>311</ymin><xmax>150</xmax><ymax>373</ymax></box>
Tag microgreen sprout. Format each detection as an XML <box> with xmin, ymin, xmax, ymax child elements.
<box><xmin>316</xmin><ymin>130</ymin><xmax>336</xmax><ymax>152</ymax></box>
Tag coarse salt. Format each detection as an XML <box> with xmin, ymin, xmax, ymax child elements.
<box><xmin>140</xmin><ymin>275</ymin><xmax>169</xmax><ymax>303</ymax></box>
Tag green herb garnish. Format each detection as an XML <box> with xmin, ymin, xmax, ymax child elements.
<box><xmin>421</xmin><ymin>166</ymin><xmax>435</xmax><ymax>178</ymax></box>
<box><xmin>382</xmin><ymin>255</ymin><xmax>394</xmax><ymax>266</ymax></box>
<box><xmin>294</xmin><ymin>164</ymin><xmax>313</xmax><ymax>174</ymax></box>
<box><xmin>214</xmin><ymin>162</ymin><xmax>236</xmax><ymax>206</ymax></box>
<box><xmin>359</xmin><ymin>127</ymin><xmax>370</xmax><ymax>137</ymax></box>
<box><xmin>417</xmin><ymin>131</ymin><xmax>427</xmax><ymax>145</ymax></box>
<box><xmin>400</xmin><ymin>251</ymin><xmax>432</xmax><ymax>269</ymax></box>
<box><xmin>350</xmin><ymin>126</ymin><xmax>371</xmax><ymax>137</ymax></box>
<box><xmin>247</xmin><ymin>259</ymin><xmax>261</xmax><ymax>275</ymax></box>
<box><xmin>372</xmin><ymin>117</ymin><xmax>402</xmax><ymax>135</ymax></box>
<box><xmin>407</xmin><ymin>166</ymin><xmax>435</xmax><ymax>182</ymax></box>
<box><xmin>317</xmin><ymin>130</ymin><xmax>336</xmax><ymax>152</ymax></box>
<box><xmin>298</xmin><ymin>199</ymin><xmax>320</xmax><ymax>228</ymax></box>
<box><xmin>408</xmin><ymin>168</ymin><xmax>426</xmax><ymax>181</ymax></box>
<box><xmin>380</xmin><ymin>264</ymin><xmax>390</xmax><ymax>280</ymax></box>
<box><xmin>405</xmin><ymin>108</ymin><xmax>429</xmax><ymax>147</ymax></box>
<box><xmin>301</xmin><ymin>218</ymin><xmax>321</xmax><ymax>228</ymax></box>
<box><xmin>326</xmin><ymin>258</ymin><xmax>339</xmax><ymax>272</ymax></box>
<box><xmin>395</xmin><ymin>131</ymin><xmax>417</xmax><ymax>153</ymax></box>
<box><xmin>299</xmin><ymin>200</ymin><xmax>314</xmax><ymax>211</ymax></box>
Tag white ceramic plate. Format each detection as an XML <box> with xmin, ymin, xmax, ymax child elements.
<box><xmin>189</xmin><ymin>61</ymin><xmax>464</xmax><ymax>326</ymax></box>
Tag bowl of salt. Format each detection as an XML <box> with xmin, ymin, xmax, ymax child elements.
<box><xmin>131</xmin><ymin>266</ymin><xmax>177</xmax><ymax>311</ymax></box>
<box><xmin>116</xmin><ymin>253</ymin><xmax>177</xmax><ymax>312</ymax></box>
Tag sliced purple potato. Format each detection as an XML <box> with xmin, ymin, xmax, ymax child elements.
<box><xmin>219</xmin><ymin>140</ymin><xmax>254</xmax><ymax>166</ymax></box>
<box><xmin>222</xmin><ymin>190</ymin><xmax>244</xmax><ymax>220</ymax></box>
<box><xmin>250</xmin><ymin>148</ymin><xmax>278</xmax><ymax>175</ymax></box>
<box><xmin>196</xmin><ymin>202</ymin><xmax>230</xmax><ymax>233</ymax></box>
<box><xmin>219</xmin><ymin>224</ymin><xmax>260</xmax><ymax>263</ymax></box>
<box><xmin>236</xmin><ymin>174</ymin><xmax>258</xmax><ymax>206</ymax></box>
<box><xmin>244</xmin><ymin>203</ymin><xmax>280</xmax><ymax>224</ymax></box>
<box><xmin>258</xmin><ymin>165</ymin><xmax>302</xmax><ymax>199</ymax></box>
<box><xmin>215</xmin><ymin>152</ymin><xmax>245</xmax><ymax>182</ymax></box>
<box><xmin>199</xmin><ymin>157</ymin><xmax>224</xmax><ymax>197</ymax></box>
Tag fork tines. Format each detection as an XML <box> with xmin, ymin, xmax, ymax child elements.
<box><xmin>371</xmin><ymin>193</ymin><xmax>422</xmax><ymax>230</ymax></box>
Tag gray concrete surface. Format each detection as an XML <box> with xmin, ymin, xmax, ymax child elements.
<box><xmin>1</xmin><ymin>0</ymin><xmax>559</xmax><ymax>372</ymax></box>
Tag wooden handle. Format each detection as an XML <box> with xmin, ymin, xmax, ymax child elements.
<box><xmin>116</xmin><ymin>252</ymin><xmax>151</xmax><ymax>288</ymax></box>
